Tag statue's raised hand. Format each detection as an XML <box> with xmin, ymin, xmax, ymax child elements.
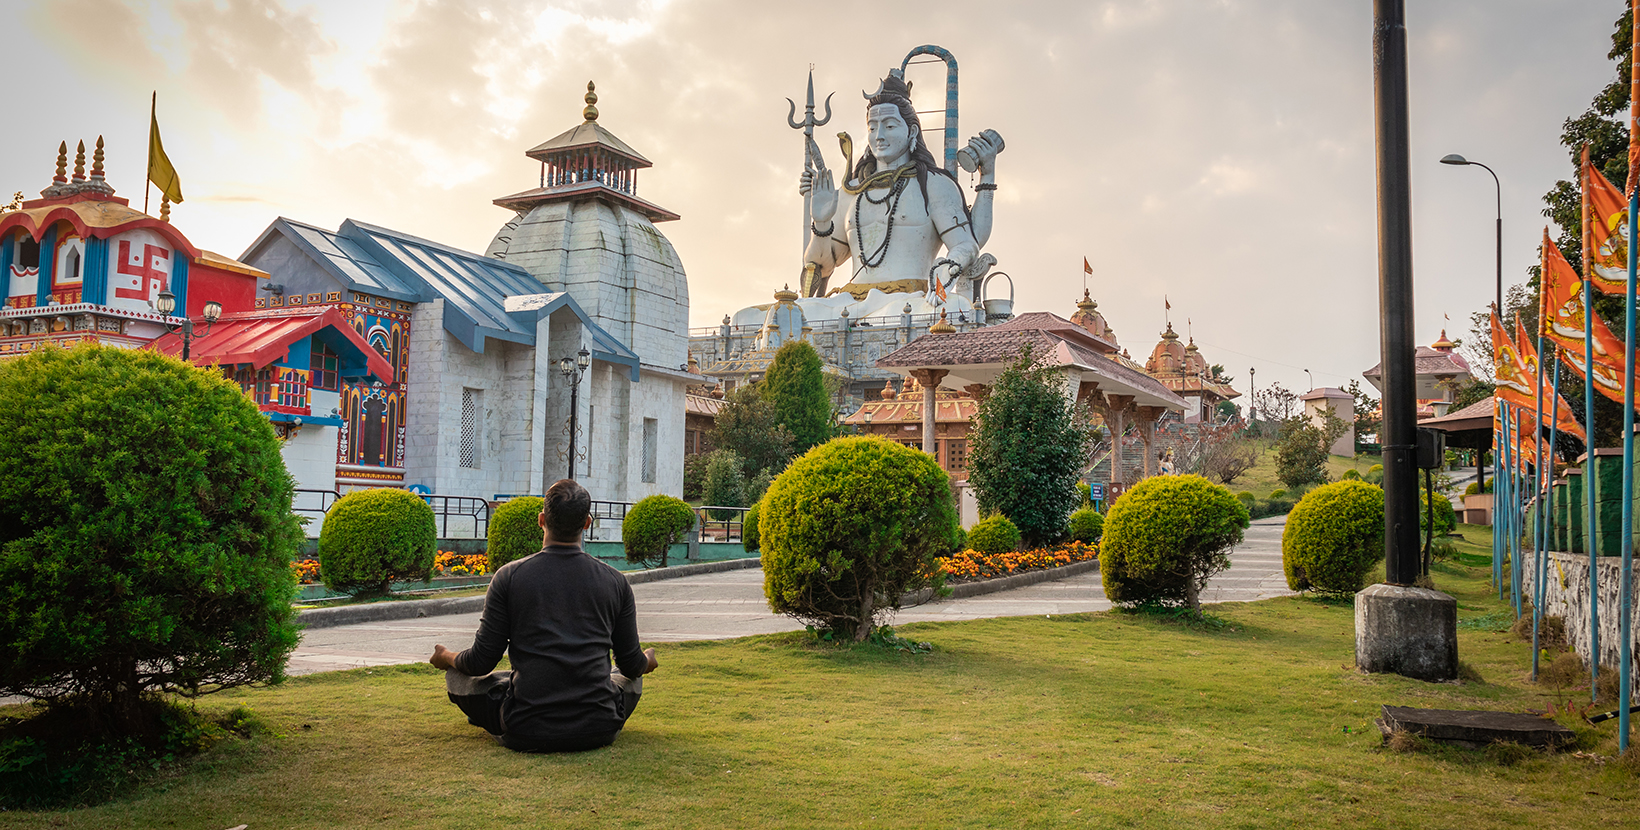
<box><xmin>968</xmin><ymin>130</ymin><xmax>1002</xmax><ymax>175</ymax></box>
<box><xmin>803</xmin><ymin>167</ymin><xmax>839</xmax><ymax>226</ymax></box>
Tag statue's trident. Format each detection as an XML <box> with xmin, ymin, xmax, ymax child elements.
<box><xmin>786</xmin><ymin>67</ymin><xmax>833</xmax><ymax>270</ymax></box>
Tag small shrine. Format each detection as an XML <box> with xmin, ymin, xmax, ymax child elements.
<box><xmin>1362</xmin><ymin>328</ymin><xmax>1472</xmax><ymax>418</ymax></box>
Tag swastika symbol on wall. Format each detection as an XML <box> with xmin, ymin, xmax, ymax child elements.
<box><xmin>113</xmin><ymin>241</ymin><xmax>171</xmax><ymax>301</ymax></box>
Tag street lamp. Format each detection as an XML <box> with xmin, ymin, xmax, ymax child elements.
<box><xmin>155</xmin><ymin>289</ymin><xmax>221</xmax><ymax>361</ymax></box>
<box><xmin>1304</xmin><ymin>368</ymin><xmax>1313</xmax><ymax>392</ymax></box>
<box><xmin>557</xmin><ymin>346</ymin><xmax>591</xmax><ymax>480</ymax></box>
<box><xmin>863</xmin><ymin>407</ymin><xmax>873</xmax><ymax>435</ymax></box>
<box><xmin>1440</xmin><ymin>153</ymin><xmax>1502</xmax><ymax>315</ymax></box>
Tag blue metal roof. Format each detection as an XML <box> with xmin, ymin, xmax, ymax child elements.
<box><xmin>247</xmin><ymin>217</ymin><xmax>640</xmax><ymax>369</ymax></box>
<box><xmin>271</xmin><ymin>218</ymin><xmax>421</xmax><ymax>301</ymax></box>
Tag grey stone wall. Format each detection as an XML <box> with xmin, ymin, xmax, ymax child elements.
<box><xmin>1521</xmin><ymin>551</ymin><xmax>1640</xmax><ymax>678</ymax></box>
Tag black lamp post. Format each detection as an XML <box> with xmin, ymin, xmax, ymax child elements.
<box><xmin>1439</xmin><ymin>153</ymin><xmax>1502</xmax><ymax>315</ymax></box>
<box><xmin>155</xmin><ymin>289</ymin><xmax>221</xmax><ymax>361</ymax></box>
<box><xmin>558</xmin><ymin>347</ymin><xmax>591</xmax><ymax>480</ymax></box>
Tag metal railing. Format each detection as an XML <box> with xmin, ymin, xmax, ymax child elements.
<box><xmin>293</xmin><ymin>489</ymin><xmax>342</xmax><ymax>524</ymax></box>
<box><xmin>697</xmin><ymin>505</ymin><xmax>750</xmax><ymax>543</ymax></box>
<box><xmin>423</xmin><ymin>494</ymin><xmax>491</xmax><ymax>539</ymax></box>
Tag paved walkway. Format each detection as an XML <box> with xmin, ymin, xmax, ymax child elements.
<box><xmin>287</xmin><ymin>517</ymin><xmax>1292</xmax><ymax>676</ymax></box>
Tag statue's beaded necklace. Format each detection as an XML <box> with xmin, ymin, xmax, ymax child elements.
<box><xmin>852</xmin><ymin>167</ymin><xmax>915</xmax><ymax>269</ymax></box>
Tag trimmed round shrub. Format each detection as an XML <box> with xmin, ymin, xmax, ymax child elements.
<box><xmin>487</xmin><ymin>496</ymin><xmax>544</xmax><ymax>571</ymax></box>
<box><xmin>762</xmin><ymin>436</ymin><xmax>955</xmax><ymax>641</ymax></box>
<box><xmin>1463</xmin><ymin>479</ymin><xmax>1494</xmax><ymax>496</ymax></box>
<box><xmin>320</xmin><ymin>488</ymin><xmax>437</xmax><ymax>596</ymax></box>
<box><xmin>1237</xmin><ymin>491</ymin><xmax>1257</xmax><ymax>508</ymax></box>
<box><xmin>1067</xmin><ymin>508</ymin><xmax>1105</xmax><ymax>544</ymax></box>
<box><xmin>624</xmin><ymin>495</ymin><xmax>696</xmax><ymax>569</ymax></box>
<box><xmin>1340</xmin><ymin>468</ymin><xmax>1362</xmax><ymax>481</ymax></box>
<box><xmin>742</xmin><ymin>501</ymin><xmax>762</xmax><ymax>553</ymax></box>
<box><xmin>1100</xmin><ymin>474</ymin><xmax>1249</xmax><ymax>611</ymax></box>
<box><xmin>1420</xmin><ymin>487</ymin><xmax>1457</xmax><ymax>536</ymax></box>
<box><xmin>1269</xmin><ymin>489</ymin><xmax>1288</xmax><ymax>500</ymax></box>
<box><xmin>0</xmin><ymin>344</ymin><xmax>302</xmax><ymax>728</ymax></box>
<box><xmin>1282</xmin><ymin>480</ymin><xmax>1385</xmax><ymax>595</ymax></box>
<box><xmin>967</xmin><ymin>515</ymin><xmax>1022</xmax><ymax>555</ymax></box>
<box><xmin>1369</xmin><ymin>464</ymin><xmax>1384</xmax><ymax>473</ymax></box>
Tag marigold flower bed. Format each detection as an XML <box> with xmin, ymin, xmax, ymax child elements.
<box><xmin>291</xmin><ymin>551</ymin><xmax>490</xmax><ymax>585</ymax></box>
<box><xmin>936</xmin><ymin>542</ymin><xmax>1097</xmax><ymax>583</ymax></box>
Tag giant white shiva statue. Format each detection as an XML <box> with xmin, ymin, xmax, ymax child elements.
<box><xmin>730</xmin><ymin>64</ymin><xmax>1004</xmax><ymax>334</ymax></box>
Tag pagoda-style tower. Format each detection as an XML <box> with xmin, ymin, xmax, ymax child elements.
<box><xmin>486</xmin><ymin>81</ymin><xmax>688</xmax><ymax>371</ymax></box>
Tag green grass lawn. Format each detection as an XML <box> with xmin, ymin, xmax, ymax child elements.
<box><xmin>1223</xmin><ymin>442</ymin><xmax>1382</xmax><ymax>499</ymax></box>
<box><xmin>3</xmin><ymin>525</ymin><xmax>1634</xmax><ymax>829</ymax></box>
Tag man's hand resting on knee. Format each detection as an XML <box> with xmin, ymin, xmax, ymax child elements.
<box><xmin>429</xmin><ymin>643</ymin><xmax>459</xmax><ymax>672</ymax></box>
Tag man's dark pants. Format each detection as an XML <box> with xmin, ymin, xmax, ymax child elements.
<box><xmin>445</xmin><ymin>669</ymin><xmax>643</xmax><ymax>753</ymax></box>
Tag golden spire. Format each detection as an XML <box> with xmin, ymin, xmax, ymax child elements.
<box><xmin>72</xmin><ymin>140</ymin><xmax>86</xmax><ymax>182</ymax></box>
<box><xmin>53</xmin><ymin>142</ymin><xmax>67</xmax><ymax>184</ymax></box>
<box><xmin>91</xmin><ymin>136</ymin><xmax>105</xmax><ymax>180</ymax></box>
<box><xmin>160</xmin><ymin>195</ymin><xmax>171</xmax><ymax>223</ymax></box>
<box><xmin>929</xmin><ymin>308</ymin><xmax>956</xmax><ymax>333</ymax></box>
<box><xmin>583</xmin><ymin>81</ymin><xmax>599</xmax><ymax>122</ymax></box>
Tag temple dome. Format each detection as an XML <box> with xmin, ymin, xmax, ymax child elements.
<box><xmin>1068</xmin><ymin>289</ymin><xmax>1113</xmax><ymax>346</ymax></box>
<box><xmin>1144</xmin><ymin>322</ymin><xmax>1186</xmax><ymax>375</ymax></box>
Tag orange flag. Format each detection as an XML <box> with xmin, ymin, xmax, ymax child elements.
<box><xmin>1583</xmin><ymin>153</ymin><xmax>1629</xmax><ymax>292</ymax></box>
<box><xmin>1514</xmin><ymin>314</ymin><xmax>1587</xmax><ymax>442</ymax></box>
<box><xmin>1538</xmin><ymin>230</ymin><xmax>1638</xmax><ymax>409</ymax></box>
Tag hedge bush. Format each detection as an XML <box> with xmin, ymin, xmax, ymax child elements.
<box><xmin>1420</xmin><ymin>487</ymin><xmax>1457</xmax><ymax>536</ymax></box>
<box><xmin>1282</xmin><ymin>480</ymin><xmax>1385</xmax><ymax>595</ymax></box>
<box><xmin>624</xmin><ymin>495</ymin><xmax>695</xmax><ymax>568</ymax></box>
<box><xmin>761</xmin><ymin>436</ymin><xmax>955</xmax><ymax>641</ymax></box>
<box><xmin>1100</xmin><ymin>474</ymin><xmax>1249</xmax><ymax>611</ymax></box>
<box><xmin>319</xmin><ymin>488</ymin><xmax>437</xmax><ymax>596</ymax></box>
<box><xmin>1340</xmin><ymin>468</ymin><xmax>1362</xmax><ymax>481</ymax></box>
<box><xmin>742</xmin><ymin>501</ymin><xmax>762</xmax><ymax>553</ymax></box>
<box><xmin>0</xmin><ymin>344</ymin><xmax>302</xmax><ymax>735</ymax></box>
<box><xmin>968</xmin><ymin>515</ymin><xmax>1022</xmax><ymax>555</ymax></box>
<box><xmin>487</xmin><ymin>496</ymin><xmax>544</xmax><ymax>571</ymax></box>
<box><xmin>1067</xmin><ymin>508</ymin><xmax>1104</xmax><ymax>545</ymax></box>
<box><xmin>1464</xmin><ymin>479</ymin><xmax>1494</xmax><ymax>496</ymax></box>
<box><xmin>952</xmin><ymin>525</ymin><xmax>968</xmax><ymax>554</ymax></box>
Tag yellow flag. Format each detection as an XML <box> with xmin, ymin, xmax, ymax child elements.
<box><xmin>148</xmin><ymin>96</ymin><xmax>183</xmax><ymax>205</ymax></box>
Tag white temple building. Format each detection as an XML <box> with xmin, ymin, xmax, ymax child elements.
<box><xmin>239</xmin><ymin>82</ymin><xmax>692</xmax><ymax>506</ymax></box>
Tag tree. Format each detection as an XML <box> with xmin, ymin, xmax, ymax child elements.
<box><xmin>762</xmin><ymin>340</ymin><xmax>835</xmax><ymax>455</ymax></box>
<box><xmin>0</xmin><ymin>344</ymin><xmax>302</xmax><ymax>734</ymax></box>
<box><xmin>623</xmin><ymin>495</ymin><xmax>696</xmax><ymax>569</ymax></box>
<box><xmin>1274</xmin><ymin>412</ymin><xmax>1348</xmax><ymax>491</ymax></box>
<box><xmin>1198</xmin><ymin>433</ymin><xmax>1260</xmax><ymax>485</ymax></box>
<box><xmin>1343</xmin><ymin>379</ymin><xmax>1380</xmax><ymax>440</ymax></box>
<box><xmin>968</xmin><ymin>346</ymin><xmax>1095</xmax><ymax>547</ymax></box>
<box><xmin>1252</xmin><ymin>382</ymin><xmax>1297</xmax><ymax>423</ymax></box>
<box><xmin>1208</xmin><ymin>364</ymin><xmax>1233</xmax><ymax>385</ymax></box>
<box><xmin>1449</xmin><ymin>378</ymin><xmax>1494</xmax><ymax>413</ymax></box>
<box><xmin>1530</xmin><ymin>7</ymin><xmax>1632</xmax><ymax>449</ymax></box>
<box><xmin>760</xmin><ymin>436</ymin><xmax>955</xmax><ymax>641</ymax></box>
<box><xmin>700</xmin><ymin>448</ymin><xmax>748</xmax><ymax>519</ymax></box>
<box><xmin>712</xmin><ymin>385</ymin><xmax>794</xmax><ymax>478</ymax></box>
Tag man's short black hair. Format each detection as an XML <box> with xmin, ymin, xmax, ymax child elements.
<box><xmin>542</xmin><ymin>479</ymin><xmax>592</xmax><ymax>540</ymax></box>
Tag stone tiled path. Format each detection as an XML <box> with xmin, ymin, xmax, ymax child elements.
<box><xmin>287</xmin><ymin>517</ymin><xmax>1292</xmax><ymax>676</ymax></box>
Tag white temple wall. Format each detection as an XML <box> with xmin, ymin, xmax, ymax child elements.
<box><xmin>283</xmin><ymin>425</ymin><xmax>338</xmax><ymax>493</ymax></box>
<box><xmin>404</xmin><ymin>300</ymin><xmax>447</xmax><ymax>494</ymax></box>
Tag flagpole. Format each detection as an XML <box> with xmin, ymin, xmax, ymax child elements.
<box><xmin>1617</xmin><ymin>0</ymin><xmax>1639</xmax><ymax>750</ymax></box>
<box><xmin>1493</xmin><ymin>403</ymin><xmax>1503</xmax><ymax>597</ymax></box>
<box><xmin>1533</xmin><ymin>327</ymin><xmax>1547</xmax><ymax>678</ymax></box>
<box><xmin>1583</xmin><ymin>149</ymin><xmax>1602</xmax><ymax>700</ymax></box>
<box><xmin>1539</xmin><ymin>349</ymin><xmax>1562</xmax><ymax>681</ymax></box>
<box><xmin>1502</xmin><ymin>398</ymin><xmax>1508</xmax><ymax>600</ymax></box>
<box><xmin>1511</xmin><ymin>404</ymin><xmax>1523</xmax><ymax>618</ymax></box>
<box><xmin>145</xmin><ymin>91</ymin><xmax>155</xmax><ymax>217</ymax></box>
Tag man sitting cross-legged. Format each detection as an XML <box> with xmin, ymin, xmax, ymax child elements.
<box><xmin>429</xmin><ymin>478</ymin><xmax>658</xmax><ymax>752</ymax></box>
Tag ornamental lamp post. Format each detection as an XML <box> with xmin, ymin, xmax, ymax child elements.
<box><xmin>155</xmin><ymin>289</ymin><xmax>222</xmax><ymax>361</ymax></box>
<box><xmin>558</xmin><ymin>346</ymin><xmax>592</xmax><ymax>480</ymax></box>
<box><xmin>863</xmin><ymin>407</ymin><xmax>873</xmax><ymax>435</ymax></box>
<box><xmin>1438</xmin><ymin>153</ymin><xmax>1502</xmax><ymax>315</ymax></box>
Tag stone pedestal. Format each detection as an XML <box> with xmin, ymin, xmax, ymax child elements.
<box><xmin>1355</xmin><ymin>583</ymin><xmax>1458</xmax><ymax>682</ymax></box>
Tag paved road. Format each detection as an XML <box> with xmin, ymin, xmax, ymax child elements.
<box><xmin>287</xmin><ymin>517</ymin><xmax>1292</xmax><ymax>676</ymax></box>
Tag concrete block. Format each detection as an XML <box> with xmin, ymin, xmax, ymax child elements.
<box><xmin>1354</xmin><ymin>583</ymin><xmax>1458</xmax><ymax>682</ymax></box>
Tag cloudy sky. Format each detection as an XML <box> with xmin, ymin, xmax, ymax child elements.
<box><xmin>0</xmin><ymin>0</ymin><xmax>1622</xmax><ymax>398</ymax></box>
